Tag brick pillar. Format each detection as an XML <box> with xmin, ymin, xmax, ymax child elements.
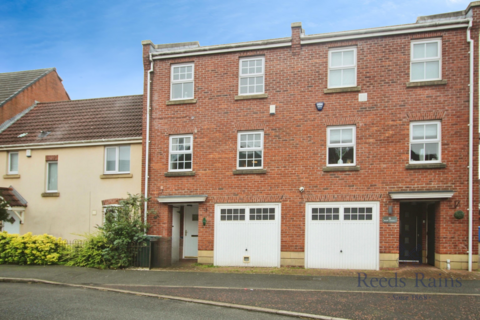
<box><xmin>291</xmin><ymin>22</ymin><xmax>303</xmax><ymax>56</ymax></box>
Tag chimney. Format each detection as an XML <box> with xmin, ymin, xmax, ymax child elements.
<box><xmin>141</xmin><ymin>40</ymin><xmax>154</xmax><ymax>71</ymax></box>
<box><xmin>291</xmin><ymin>22</ymin><xmax>303</xmax><ymax>55</ymax></box>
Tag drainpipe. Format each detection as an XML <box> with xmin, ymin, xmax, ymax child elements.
<box><xmin>144</xmin><ymin>53</ymin><xmax>153</xmax><ymax>234</ymax></box>
<box><xmin>466</xmin><ymin>19</ymin><xmax>473</xmax><ymax>272</ymax></box>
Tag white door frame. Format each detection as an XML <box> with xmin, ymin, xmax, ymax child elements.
<box><xmin>305</xmin><ymin>201</ymin><xmax>380</xmax><ymax>270</ymax></box>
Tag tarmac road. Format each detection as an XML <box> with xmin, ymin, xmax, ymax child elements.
<box><xmin>0</xmin><ymin>282</ymin><xmax>295</xmax><ymax>320</ymax></box>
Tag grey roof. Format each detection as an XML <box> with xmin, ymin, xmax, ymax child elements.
<box><xmin>0</xmin><ymin>68</ymin><xmax>56</xmax><ymax>107</ymax></box>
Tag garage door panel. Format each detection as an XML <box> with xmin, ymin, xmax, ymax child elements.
<box><xmin>306</xmin><ymin>202</ymin><xmax>379</xmax><ymax>270</ymax></box>
<box><xmin>215</xmin><ymin>221</ymin><xmax>247</xmax><ymax>266</ymax></box>
<box><xmin>246</xmin><ymin>222</ymin><xmax>279</xmax><ymax>267</ymax></box>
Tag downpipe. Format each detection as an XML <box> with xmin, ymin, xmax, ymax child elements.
<box><xmin>144</xmin><ymin>53</ymin><xmax>153</xmax><ymax>234</ymax></box>
<box><xmin>466</xmin><ymin>19</ymin><xmax>473</xmax><ymax>272</ymax></box>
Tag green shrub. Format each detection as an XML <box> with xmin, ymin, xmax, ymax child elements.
<box><xmin>0</xmin><ymin>232</ymin><xmax>64</xmax><ymax>265</ymax></box>
<box><xmin>63</xmin><ymin>233</ymin><xmax>107</xmax><ymax>268</ymax></box>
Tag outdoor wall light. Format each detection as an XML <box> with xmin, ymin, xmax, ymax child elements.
<box><xmin>388</xmin><ymin>206</ymin><xmax>393</xmax><ymax>215</ymax></box>
<box><xmin>202</xmin><ymin>217</ymin><xmax>207</xmax><ymax>226</ymax></box>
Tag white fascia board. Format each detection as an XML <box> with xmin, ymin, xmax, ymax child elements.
<box><xmin>153</xmin><ymin>42</ymin><xmax>291</xmax><ymax>60</ymax></box>
<box><xmin>301</xmin><ymin>22</ymin><xmax>469</xmax><ymax>45</ymax></box>
<box><xmin>157</xmin><ymin>195</ymin><xmax>208</xmax><ymax>203</ymax></box>
<box><xmin>0</xmin><ymin>138</ymin><xmax>142</xmax><ymax>151</ymax></box>
<box><xmin>389</xmin><ymin>191</ymin><xmax>454</xmax><ymax>200</ymax></box>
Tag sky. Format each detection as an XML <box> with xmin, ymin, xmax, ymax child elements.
<box><xmin>0</xmin><ymin>0</ymin><xmax>472</xmax><ymax>100</ymax></box>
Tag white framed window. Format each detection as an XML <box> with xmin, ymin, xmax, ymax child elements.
<box><xmin>171</xmin><ymin>63</ymin><xmax>194</xmax><ymax>100</ymax></box>
<box><xmin>327</xmin><ymin>126</ymin><xmax>356</xmax><ymax>166</ymax></box>
<box><xmin>239</xmin><ymin>57</ymin><xmax>265</xmax><ymax>95</ymax></box>
<box><xmin>410</xmin><ymin>39</ymin><xmax>441</xmax><ymax>82</ymax></box>
<box><xmin>46</xmin><ymin>161</ymin><xmax>58</xmax><ymax>192</ymax></box>
<box><xmin>105</xmin><ymin>146</ymin><xmax>130</xmax><ymax>174</ymax></box>
<box><xmin>103</xmin><ymin>205</ymin><xmax>120</xmax><ymax>223</ymax></box>
<box><xmin>410</xmin><ymin>121</ymin><xmax>441</xmax><ymax>163</ymax></box>
<box><xmin>237</xmin><ymin>131</ymin><xmax>263</xmax><ymax>169</ymax></box>
<box><xmin>328</xmin><ymin>47</ymin><xmax>357</xmax><ymax>88</ymax></box>
<box><xmin>218</xmin><ymin>205</ymin><xmax>278</xmax><ymax>222</ymax></box>
<box><xmin>8</xmin><ymin>152</ymin><xmax>19</xmax><ymax>174</ymax></box>
<box><xmin>169</xmin><ymin>135</ymin><xmax>193</xmax><ymax>171</ymax></box>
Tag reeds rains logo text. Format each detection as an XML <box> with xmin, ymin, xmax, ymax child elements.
<box><xmin>357</xmin><ymin>272</ymin><xmax>462</xmax><ymax>288</ymax></box>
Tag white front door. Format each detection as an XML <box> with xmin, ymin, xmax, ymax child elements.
<box><xmin>305</xmin><ymin>202</ymin><xmax>379</xmax><ymax>270</ymax></box>
<box><xmin>171</xmin><ymin>207</ymin><xmax>180</xmax><ymax>263</ymax></box>
<box><xmin>2</xmin><ymin>211</ymin><xmax>20</xmax><ymax>234</ymax></box>
<box><xmin>183</xmin><ymin>205</ymin><xmax>198</xmax><ymax>258</ymax></box>
<box><xmin>214</xmin><ymin>203</ymin><xmax>281</xmax><ymax>267</ymax></box>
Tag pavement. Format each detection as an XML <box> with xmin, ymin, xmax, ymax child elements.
<box><xmin>1</xmin><ymin>265</ymin><xmax>479</xmax><ymax>319</ymax></box>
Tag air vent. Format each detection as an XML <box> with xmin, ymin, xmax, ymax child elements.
<box><xmin>243</xmin><ymin>256</ymin><xmax>250</xmax><ymax>263</ymax></box>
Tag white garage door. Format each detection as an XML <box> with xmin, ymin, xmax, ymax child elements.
<box><xmin>214</xmin><ymin>203</ymin><xmax>281</xmax><ymax>267</ymax></box>
<box><xmin>305</xmin><ymin>202</ymin><xmax>379</xmax><ymax>270</ymax></box>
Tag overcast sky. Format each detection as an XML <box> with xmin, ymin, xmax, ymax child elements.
<box><xmin>0</xmin><ymin>0</ymin><xmax>471</xmax><ymax>99</ymax></box>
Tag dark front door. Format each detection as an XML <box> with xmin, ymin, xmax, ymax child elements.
<box><xmin>426</xmin><ymin>204</ymin><xmax>436</xmax><ymax>266</ymax></box>
<box><xmin>399</xmin><ymin>203</ymin><xmax>422</xmax><ymax>262</ymax></box>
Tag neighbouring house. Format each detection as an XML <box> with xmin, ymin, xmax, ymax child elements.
<box><xmin>0</xmin><ymin>68</ymin><xmax>70</xmax><ymax>127</ymax></box>
<box><xmin>0</xmin><ymin>95</ymin><xmax>143</xmax><ymax>240</ymax></box>
<box><xmin>141</xmin><ymin>2</ymin><xmax>480</xmax><ymax>270</ymax></box>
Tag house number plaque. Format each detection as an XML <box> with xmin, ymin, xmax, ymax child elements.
<box><xmin>382</xmin><ymin>216</ymin><xmax>398</xmax><ymax>223</ymax></box>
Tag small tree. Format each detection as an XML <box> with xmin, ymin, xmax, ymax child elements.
<box><xmin>0</xmin><ymin>197</ymin><xmax>11</xmax><ymax>223</ymax></box>
<box><xmin>97</xmin><ymin>194</ymin><xmax>152</xmax><ymax>268</ymax></box>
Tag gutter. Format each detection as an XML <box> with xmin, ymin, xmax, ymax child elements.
<box><xmin>0</xmin><ymin>137</ymin><xmax>142</xmax><ymax>151</ymax></box>
<box><xmin>466</xmin><ymin>19</ymin><xmax>474</xmax><ymax>272</ymax></box>
<box><xmin>144</xmin><ymin>53</ymin><xmax>154</xmax><ymax>233</ymax></box>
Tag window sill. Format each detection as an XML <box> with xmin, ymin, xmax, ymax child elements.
<box><xmin>406</xmin><ymin>163</ymin><xmax>446</xmax><ymax>169</ymax></box>
<box><xmin>234</xmin><ymin>93</ymin><xmax>268</xmax><ymax>100</ymax></box>
<box><xmin>165</xmin><ymin>171</ymin><xmax>196</xmax><ymax>177</ymax></box>
<box><xmin>42</xmin><ymin>192</ymin><xmax>60</xmax><ymax>197</ymax></box>
<box><xmin>233</xmin><ymin>169</ymin><xmax>267</xmax><ymax>175</ymax></box>
<box><xmin>406</xmin><ymin>80</ymin><xmax>447</xmax><ymax>88</ymax></box>
<box><xmin>166</xmin><ymin>99</ymin><xmax>197</xmax><ymax>105</ymax></box>
<box><xmin>324</xmin><ymin>86</ymin><xmax>361</xmax><ymax>94</ymax></box>
<box><xmin>322</xmin><ymin>166</ymin><xmax>360</xmax><ymax>172</ymax></box>
<box><xmin>3</xmin><ymin>174</ymin><xmax>20</xmax><ymax>179</ymax></box>
<box><xmin>100</xmin><ymin>174</ymin><xmax>133</xmax><ymax>179</ymax></box>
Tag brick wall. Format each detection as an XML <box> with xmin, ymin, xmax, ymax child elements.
<box><xmin>142</xmin><ymin>18</ymin><xmax>479</xmax><ymax>257</ymax></box>
<box><xmin>0</xmin><ymin>70</ymin><xmax>69</xmax><ymax>124</ymax></box>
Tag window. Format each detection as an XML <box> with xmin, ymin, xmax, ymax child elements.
<box><xmin>410</xmin><ymin>121</ymin><xmax>441</xmax><ymax>163</ymax></box>
<box><xmin>171</xmin><ymin>63</ymin><xmax>194</xmax><ymax>100</ymax></box>
<box><xmin>103</xmin><ymin>205</ymin><xmax>120</xmax><ymax>223</ymax></box>
<box><xmin>410</xmin><ymin>39</ymin><xmax>441</xmax><ymax>82</ymax></box>
<box><xmin>249</xmin><ymin>208</ymin><xmax>276</xmax><ymax>221</ymax></box>
<box><xmin>46</xmin><ymin>161</ymin><xmax>58</xmax><ymax>192</ymax></box>
<box><xmin>344</xmin><ymin>207</ymin><xmax>373</xmax><ymax>220</ymax></box>
<box><xmin>327</xmin><ymin>126</ymin><xmax>356</xmax><ymax>166</ymax></box>
<box><xmin>312</xmin><ymin>207</ymin><xmax>340</xmax><ymax>220</ymax></box>
<box><xmin>239</xmin><ymin>57</ymin><xmax>264</xmax><ymax>95</ymax></box>
<box><xmin>220</xmin><ymin>208</ymin><xmax>246</xmax><ymax>221</ymax></box>
<box><xmin>237</xmin><ymin>131</ymin><xmax>263</xmax><ymax>169</ymax></box>
<box><xmin>8</xmin><ymin>152</ymin><xmax>18</xmax><ymax>174</ymax></box>
<box><xmin>105</xmin><ymin>146</ymin><xmax>130</xmax><ymax>174</ymax></box>
<box><xmin>328</xmin><ymin>47</ymin><xmax>357</xmax><ymax>88</ymax></box>
<box><xmin>169</xmin><ymin>135</ymin><xmax>193</xmax><ymax>171</ymax></box>
<box><xmin>219</xmin><ymin>206</ymin><xmax>277</xmax><ymax>221</ymax></box>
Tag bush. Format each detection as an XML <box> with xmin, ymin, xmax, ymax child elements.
<box><xmin>0</xmin><ymin>232</ymin><xmax>64</xmax><ymax>265</ymax></box>
<box><xmin>63</xmin><ymin>233</ymin><xmax>107</xmax><ymax>268</ymax></box>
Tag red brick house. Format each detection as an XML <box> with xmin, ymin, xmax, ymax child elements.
<box><xmin>141</xmin><ymin>2</ymin><xmax>480</xmax><ymax>270</ymax></box>
<box><xmin>0</xmin><ymin>68</ymin><xmax>70</xmax><ymax>127</ymax></box>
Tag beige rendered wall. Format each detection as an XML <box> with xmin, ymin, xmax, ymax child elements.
<box><xmin>0</xmin><ymin>143</ymin><xmax>142</xmax><ymax>240</ymax></box>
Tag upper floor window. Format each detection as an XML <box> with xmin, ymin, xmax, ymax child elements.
<box><xmin>327</xmin><ymin>126</ymin><xmax>356</xmax><ymax>166</ymax></box>
<box><xmin>105</xmin><ymin>146</ymin><xmax>130</xmax><ymax>174</ymax></box>
<box><xmin>171</xmin><ymin>63</ymin><xmax>194</xmax><ymax>100</ymax></box>
<box><xmin>169</xmin><ymin>135</ymin><xmax>193</xmax><ymax>171</ymax></box>
<box><xmin>410</xmin><ymin>121</ymin><xmax>441</xmax><ymax>163</ymax></box>
<box><xmin>237</xmin><ymin>131</ymin><xmax>263</xmax><ymax>169</ymax></box>
<box><xmin>8</xmin><ymin>152</ymin><xmax>19</xmax><ymax>174</ymax></box>
<box><xmin>239</xmin><ymin>57</ymin><xmax>264</xmax><ymax>95</ymax></box>
<box><xmin>410</xmin><ymin>39</ymin><xmax>441</xmax><ymax>82</ymax></box>
<box><xmin>328</xmin><ymin>47</ymin><xmax>356</xmax><ymax>88</ymax></box>
<box><xmin>46</xmin><ymin>161</ymin><xmax>58</xmax><ymax>192</ymax></box>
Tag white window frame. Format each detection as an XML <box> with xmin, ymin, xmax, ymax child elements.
<box><xmin>409</xmin><ymin>121</ymin><xmax>441</xmax><ymax>164</ymax></box>
<box><xmin>8</xmin><ymin>152</ymin><xmax>19</xmax><ymax>174</ymax></box>
<box><xmin>237</xmin><ymin>131</ymin><xmax>264</xmax><ymax>170</ymax></box>
<box><xmin>46</xmin><ymin>161</ymin><xmax>58</xmax><ymax>193</ymax></box>
<box><xmin>170</xmin><ymin>63</ymin><xmax>194</xmax><ymax>100</ymax></box>
<box><xmin>103</xmin><ymin>205</ymin><xmax>121</xmax><ymax>223</ymax></box>
<box><xmin>168</xmin><ymin>134</ymin><xmax>193</xmax><ymax>172</ymax></box>
<box><xmin>327</xmin><ymin>125</ymin><xmax>356</xmax><ymax>167</ymax></box>
<box><xmin>410</xmin><ymin>38</ymin><xmax>442</xmax><ymax>82</ymax></box>
<box><xmin>238</xmin><ymin>56</ymin><xmax>265</xmax><ymax>95</ymax></box>
<box><xmin>328</xmin><ymin>47</ymin><xmax>357</xmax><ymax>89</ymax></box>
<box><xmin>104</xmin><ymin>146</ymin><xmax>130</xmax><ymax>174</ymax></box>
